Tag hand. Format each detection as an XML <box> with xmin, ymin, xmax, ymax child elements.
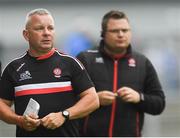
<box><xmin>117</xmin><ymin>87</ymin><xmax>140</xmax><ymax>103</ymax></box>
<box><xmin>41</xmin><ymin>112</ymin><xmax>65</xmax><ymax>130</ymax></box>
<box><xmin>98</xmin><ymin>90</ymin><xmax>117</xmax><ymax>106</ymax></box>
<box><xmin>20</xmin><ymin>114</ymin><xmax>40</xmax><ymax>131</ymax></box>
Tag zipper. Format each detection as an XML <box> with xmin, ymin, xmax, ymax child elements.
<box><xmin>109</xmin><ymin>60</ymin><xmax>118</xmax><ymax>137</ymax></box>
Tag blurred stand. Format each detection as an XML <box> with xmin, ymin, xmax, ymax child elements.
<box><xmin>61</xmin><ymin>16</ymin><xmax>96</xmax><ymax>56</ymax></box>
<box><xmin>63</xmin><ymin>32</ymin><xmax>94</xmax><ymax>57</ymax></box>
<box><xmin>139</xmin><ymin>36</ymin><xmax>180</xmax><ymax>136</ymax></box>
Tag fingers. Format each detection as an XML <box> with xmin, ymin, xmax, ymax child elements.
<box><xmin>98</xmin><ymin>91</ymin><xmax>117</xmax><ymax>106</ymax></box>
<box><xmin>99</xmin><ymin>91</ymin><xmax>117</xmax><ymax>98</ymax></box>
<box><xmin>24</xmin><ymin>122</ymin><xmax>37</xmax><ymax>131</ymax></box>
<box><xmin>22</xmin><ymin>115</ymin><xmax>40</xmax><ymax>131</ymax></box>
<box><xmin>41</xmin><ymin>112</ymin><xmax>63</xmax><ymax>130</ymax></box>
<box><xmin>24</xmin><ymin>115</ymin><xmax>40</xmax><ymax>126</ymax></box>
<box><xmin>41</xmin><ymin>115</ymin><xmax>51</xmax><ymax>128</ymax></box>
<box><xmin>28</xmin><ymin>113</ymin><xmax>39</xmax><ymax>119</ymax></box>
<box><xmin>41</xmin><ymin>117</ymin><xmax>56</xmax><ymax>130</ymax></box>
<box><xmin>22</xmin><ymin>112</ymin><xmax>65</xmax><ymax>131</ymax></box>
<box><xmin>117</xmin><ymin>87</ymin><xmax>140</xmax><ymax>103</ymax></box>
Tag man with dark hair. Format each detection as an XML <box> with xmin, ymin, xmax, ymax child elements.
<box><xmin>77</xmin><ymin>10</ymin><xmax>165</xmax><ymax>137</ymax></box>
<box><xmin>0</xmin><ymin>8</ymin><xmax>99</xmax><ymax>137</ymax></box>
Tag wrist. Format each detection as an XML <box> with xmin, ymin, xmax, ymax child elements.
<box><xmin>16</xmin><ymin>115</ymin><xmax>23</xmax><ymax>128</ymax></box>
<box><xmin>140</xmin><ymin>93</ymin><xmax>145</xmax><ymax>101</ymax></box>
<box><xmin>61</xmin><ymin>110</ymin><xmax>70</xmax><ymax>122</ymax></box>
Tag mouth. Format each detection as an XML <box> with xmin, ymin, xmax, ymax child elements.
<box><xmin>117</xmin><ymin>39</ymin><xmax>125</xmax><ymax>43</ymax></box>
<box><xmin>41</xmin><ymin>40</ymin><xmax>51</xmax><ymax>44</ymax></box>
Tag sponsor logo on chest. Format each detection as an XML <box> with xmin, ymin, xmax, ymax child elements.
<box><xmin>95</xmin><ymin>57</ymin><xmax>104</xmax><ymax>63</ymax></box>
<box><xmin>19</xmin><ymin>71</ymin><xmax>32</xmax><ymax>81</ymax></box>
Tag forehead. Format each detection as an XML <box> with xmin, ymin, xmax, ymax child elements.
<box><xmin>107</xmin><ymin>18</ymin><xmax>130</xmax><ymax>29</ymax></box>
<box><xmin>28</xmin><ymin>14</ymin><xmax>54</xmax><ymax>26</ymax></box>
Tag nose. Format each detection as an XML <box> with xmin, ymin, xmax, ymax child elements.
<box><xmin>117</xmin><ymin>30</ymin><xmax>124</xmax><ymax>37</ymax></box>
<box><xmin>43</xmin><ymin>28</ymin><xmax>51</xmax><ymax>35</ymax></box>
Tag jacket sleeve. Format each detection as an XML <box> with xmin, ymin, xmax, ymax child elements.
<box><xmin>76</xmin><ymin>52</ymin><xmax>89</xmax><ymax>69</ymax></box>
<box><xmin>77</xmin><ymin>52</ymin><xmax>85</xmax><ymax>64</ymax></box>
<box><xmin>136</xmin><ymin>59</ymin><xmax>166</xmax><ymax>115</ymax></box>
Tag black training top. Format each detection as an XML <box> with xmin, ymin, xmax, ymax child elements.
<box><xmin>0</xmin><ymin>49</ymin><xmax>94</xmax><ymax>137</ymax></box>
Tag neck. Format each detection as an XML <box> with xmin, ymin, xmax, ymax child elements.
<box><xmin>28</xmin><ymin>47</ymin><xmax>54</xmax><ymax>57</ymax></box>
<box><xmin>28</xmin><ymin>47</ymin><xmax>55</xmax><ymax>60</ymax></box>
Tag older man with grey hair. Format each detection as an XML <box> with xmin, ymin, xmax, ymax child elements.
<box><xmin>0</xmin><ymin>8</ymin><xmax>99</xmax><ymax>137</ymax></box>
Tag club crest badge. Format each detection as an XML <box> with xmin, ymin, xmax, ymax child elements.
<box><xmin>128</xmin><ymin>58</ymin><xmax>136</xmax><ymax>67</ymax></box>
<box><xmin>53</xmin><ymin>68</ymin><xmax>62</xmax><ymax>78</ymax></box>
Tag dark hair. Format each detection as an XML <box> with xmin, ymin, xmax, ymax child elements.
<box><xmin>101</xmin><ymin>10</ymin><xmax>129</xmax><ymax>38</ymax></box>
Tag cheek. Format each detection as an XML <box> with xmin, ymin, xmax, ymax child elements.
<box><xmin>127</xmin><ymin>33</ymin><xmax>132</xmax><ymax>41</ymax></box>
<box><xmin>51</xmin><ymin>34</ymin><xmax>55</xmax><ymax>39</ymax></box>
<box><xmin>30</xmin><ymin>34</ymin><xmax>41</xmax><ymax>41</ymax></box>
<box><xmin>105</xmin><ymin>35</ymin><xmax>115</xmax><ymax>43</ymax></box>
<box><xmin>29</xmin><ymin>36</ymin><xmax>36</xmax><ymax>42</ymax></box>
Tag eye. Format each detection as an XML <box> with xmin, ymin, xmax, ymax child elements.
<box><xmin>121</xmin><ymin>29</ymin><xmax>129</xmax><ymax>33</ymax></box>
<box><xmin>48</xmin><ymin>26</ymin><xmax>54</xmax><ymax>31</ymax></box>
<box><xmin>108</xmin><ymin>29</ymin><xmax>119</xmax><ymax>33</ymax></box>
<box><xmin>34</xmin><ymin>26</ymin><xmax>44</xmax><ymax>31</ymax></box>
<box><xmin>107</xmin><ymin>28</ymin><xmax>130</xmax><ymax>34</ymax></box>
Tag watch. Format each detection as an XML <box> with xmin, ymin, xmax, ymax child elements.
<box><xmin>62</xmin><ymin>110</ymin><xmax>70</xmax><ymax>121</ymax></box>
<box><xmin>140</xmin><ymin>93</ymin><xmax>145</xmax><ymax>101</ymax></box>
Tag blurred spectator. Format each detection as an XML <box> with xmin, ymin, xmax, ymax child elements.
<box><xmin>63</xmin><ymin>31</ymin><xmax>94</xmax><ymax>57</ymax></box>
<box><xmin>62</xmin><ymin>16</ymin><xmax>96</xmax><ymax>57</ymax></box>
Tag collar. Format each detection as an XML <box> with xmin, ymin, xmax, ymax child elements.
<box><xmin>28</xmin><ymin>48</ymin><xmax>56</xmax><ymax>60</ymax></box>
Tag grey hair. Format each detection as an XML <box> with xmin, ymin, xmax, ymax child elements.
<box><xmin>25</xmin><ymin>8</ymin><xmax>53</xmax><ymax>29</ymax></box>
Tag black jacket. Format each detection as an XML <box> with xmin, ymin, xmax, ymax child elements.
<box><xmin>77</xmin><ymin>41</ymin><xmax>165</xmax><ymax>137</ymax></box>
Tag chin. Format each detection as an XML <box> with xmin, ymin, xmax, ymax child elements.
<box><xmin>42</xmin><ymin>44</ymin><xmax>53</xmax><ymax>49</ymax></box>
<box><xmin>116</xmin><ymin>46</ymin><xmax>126</xmax><ymax>49</ymax></box>
<box><xmin>40</xmin><ymin>46</ymin><xmax>53</xmax><ymax>52</ymax></box>
<box><xmin>117</xmin><ymin>44</ymin><xmax>129</xmax><ymax>48</ymax></box>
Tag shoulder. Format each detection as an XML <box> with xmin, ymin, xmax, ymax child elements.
<box><xmin>1</xmin><ymin>52</ymin><xmax>27</xmax><ymax>75</ymax></box>
<box><xmin>55</xmin><ymin>50</ymin><xmax>84</xmax><ymax>70</ymax></box>
<box><xmin>55</xmin><ymin>50</ymin><xmax>80</xmax><ymax>62</ymax></box>
<box><xmin>131</xmin><ymin>50</ymin><xmax>150</xmax><ymax>62</ymax></box>
<box><xmin>4</xmin><ymin>52</ymin><xmax>27</xmax><ymax>69</ymax></box>
<box><xmin>77</xmin><ymin>49</ymin><xmax>101</xmax><ymax>65</ymax></box>
<box><xmin>79</xmin><ymin>49</ymin><xmax>99</xmax><ymax>55</ymax></box>
<box><xmin>131</xmin><ymin>50</ymin><xmax>155</xmax><ymax>69</ymax></box>
<box><xmin>77</xmin><ymin>49</ymin><xmax>100</xmax><ymax>59</ymax></box>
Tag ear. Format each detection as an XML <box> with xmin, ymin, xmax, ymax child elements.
<box><xmin>23</xmin><ymin>29</ymin><xmax>29</xmax><ymax>41</ymax></box>
<box><xmin>101</xmin><ymin>30</ymin><xmax>105</xmax><ymax>38</ymax></box>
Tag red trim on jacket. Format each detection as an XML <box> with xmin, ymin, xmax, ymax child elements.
<box><xmin>136</xmin><ymin>112</ymin><xmax>140</xmax><ymax>137</ymax></box>
<box><xmin>109</xmin><ymin>60</ymin><xmax>118</xmax><ymax>137</ymax></box>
